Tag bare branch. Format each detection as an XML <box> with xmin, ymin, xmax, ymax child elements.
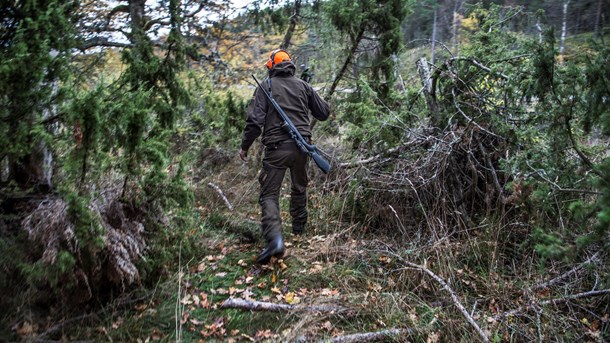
<box><xmin>495</xmin><ymin>288</ymin><xmax>610</xmax><ymax>320</ymax></box>
<box><xmin>207</xmin><ymin>182</ymin><xmax>233</xmax><ymax>211</ymax></box>
<box><xmin>467</xmin><ymin>58</ymin><xmax>509</xmax><ymax>80</ymax></box>
<box><xmin>530</xmin><ymin>251</ymin><xmax>602</xmax><ymax>291</ymax></box>
<box><xmin>303</xmin><ymin>328</ymin><xmax>415</xmax><ymax>343</ymax></box>
<box><xmin>339</xmin><ymin>140</ymin><xmax>419</xmax><ymax>169</ymax></box>
<box><xmin>394</xmin><ymin>258</ymin><xmax>489</xmax><ymax>342</ymax></box>
<box><xmin>526</xmin><ymin>161</ymin><xmax>602</xmax><ymax>195</ymax></box>
<box><xmin>143</xmin><ymin>18</ymin><xmax>170</xmax><ymax>32</ymax></box>
<box><xmin>103</xmin><ymin>4</ymin><xmax>130</xmax><ymax>30</ymax></box>
<box><xmin>220</xmin><ymin>298</ymin><xmax>348</xmax><ymax>314</ymax></box>
<box><xmin>79</xmin><ymin>37</ymin><xmax>131</xmax><ymax>50</ymax></box>
<box><xmin>184</xmin><ymin>3</ymin><xmax>206</xmax><ymax>18</ymax></box>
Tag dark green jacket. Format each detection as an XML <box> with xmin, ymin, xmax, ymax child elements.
<box><xmin>240</xmin><ymin>61</ymin><xmax>329</xmax><ymax>151</ymax></box>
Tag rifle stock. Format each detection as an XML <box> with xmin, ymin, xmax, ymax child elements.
<box><xmin>310</xmin><ymin>150</ymin><xmax>331</xmax><ymax>173</ymax></box>
<box><xmin>252</xmin><ymin>75</ymin><xmax>331</xmax><ymax>174</ymax></box>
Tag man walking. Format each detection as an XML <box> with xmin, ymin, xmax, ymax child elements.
<box><xmin>239</xmin><ymin>49</ymin><xmax>330</xmax><ymax>264</ymax></box>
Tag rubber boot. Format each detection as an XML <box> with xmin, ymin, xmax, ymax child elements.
<box><xmin>257</xmin><ymin>232</ymin><xmax>285</xmax><ymax>264</ymax></box>
<box><xmin>292</xmin><ymin>222</ymin><xmax>305</xmax><ymax>235</ymax></box>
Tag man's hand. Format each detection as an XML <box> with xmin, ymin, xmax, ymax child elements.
<box><xmin>239</xmin><ymin>149</ymin><xmax>248</xmax><ymax>162</ymax></box>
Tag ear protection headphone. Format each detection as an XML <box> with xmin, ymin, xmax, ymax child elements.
<box><xmin>266</xmin><ymin>49</ymin><xmax>290</xmax><ymax>69</ymax></box>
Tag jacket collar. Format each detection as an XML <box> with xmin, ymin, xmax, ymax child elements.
<box><xmin>268</xmin><ymin>61</ymin><xmax>296</xmax><ymax>77</ymax></box>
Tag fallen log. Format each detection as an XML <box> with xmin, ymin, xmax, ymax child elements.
<box><xmin>220</xmin><ymin>298</ymin><xmax>348</xmax><ymax>314</ymax></box>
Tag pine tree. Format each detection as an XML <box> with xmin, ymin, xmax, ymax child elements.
<box><xmin>108</xmin><ymin>0</ymin><xmax>192</xmax><ymax>200</ymax></box>
<box><xmin>325</xmin><ymin>0</ymin><xmax>413</xmax><ymax>99</ymax></box>
<box><xmin>0</xmin><ymin>0</ymin><xmax>79</xmax><ymax>189</ymax></box>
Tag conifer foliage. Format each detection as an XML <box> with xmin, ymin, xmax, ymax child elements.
<box><xmin>0</xmin><ymin>0</ymin><xmax>78</xmax><ymax>187</ymax></box>
<box><xmin>1</xmin><ymin>0</ymin><xmax>196</xmax><ymax>308</ymax></box>
<box><xmin>1</xmin><ymin>0</ymin><xmax>609</xmax><ymax>341</ymax></box>
<box><xmin>325</xmin><ymin>0</ymin><xmax>413</xmax><ymax>99</ymax></box>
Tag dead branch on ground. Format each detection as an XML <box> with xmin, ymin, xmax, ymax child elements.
<box><xmin>220</xmin><ymin>298</ymin><xmax>348</xmax><ymax>314</ymax></box>
<box><xmin>207</xmin><ymin>182</ymin><xmax>234</xmax><ymax>211</ymax></box>
<box><xmin>495</xmin><ymin>288</ymin><xmax>610</xmax><ymax>320</ymax></box>
<box><xmin>530</xmin><ymin>251</ymin><xmax>602</xmax><ymax>291</ymax></box>
<box><xmin>396</xmin><ymin>260</ymin><xmax>489</xmax><ymax>343</ymax></box>
<box><xmin>21</xmin><ymin>190</ymin><xmax>150</xmax><ymax>300</ymax></box>
<box><xmin>297</xmin><ymin>328</ymin><xmax>414</xmax><ymax>343</ymax></box>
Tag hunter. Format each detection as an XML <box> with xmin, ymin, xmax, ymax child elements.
<box><xmin>239</xmin><ymin>49</ymin><xmax>330</xmax><ymax>264</ymax></box>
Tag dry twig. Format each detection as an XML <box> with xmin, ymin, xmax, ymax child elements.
<box><xmin>338</xmin><ymin>140</ymin><xmax>418</xmax><ymax>169</ymax></box>
<box><xmin>207</xmin><ymin>182</ymin><xmax>234</xmax><ymax>211</ymax></box>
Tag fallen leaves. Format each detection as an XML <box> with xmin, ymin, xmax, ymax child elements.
<box><xmin>111</xmin><ymin>317</ymin><xmax>124</xmax><ymax>329</ymax></box>
<box><xmin>284</xmin><ymin>291</ymin><xmax>301</xmax><ymax>304</ymax></box>
<box><xmin>254</xmin><ymin>329</ymin><xmax>277</xmax><ymax>339</ymax></box>
<box><xmin>200</xmin><ymin>317</ymin><xmax>227</xmax><ymax>339</ymax></box>
<box><xmin>13</xmin><ymin>322</ymin><xmax>38</xmax><ymax>338</ymax></box>
<box><xmin>378</xmin><ymin>255</ymin><xmax>392</xmax><ymax>265</ymax></box>
<box><xmin>178</xmin><ymin>237</ymin><xmax>344</xmax><ymax>340</ymax></box>
<box><xmin>229</xmin><ymin>286</ymin><xmax>244</xmax><ymax>295</ymax></box>
<box><xmin>308</xmin><ymin>262</ymin><xmax>324</xmax><ymax>273</ymax></box>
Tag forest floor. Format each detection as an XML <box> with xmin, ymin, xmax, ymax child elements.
<box><xmin>5</xmin><ymin>147</ymin><xmax>608</xmax><ymax>342</ymax></box>
<box><xmin>159</xmin><ymin>153</ymin><xmax>428</xmax><ymax>342</ymax></box>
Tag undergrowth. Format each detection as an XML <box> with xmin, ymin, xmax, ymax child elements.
<box><xmin>6</xmin><ymin>149</ymin><xmax>603</xmax><ymax>342</ymax></box>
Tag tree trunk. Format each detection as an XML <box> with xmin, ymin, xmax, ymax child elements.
<box><xmin>310</xmin><ymin>27</ymin><xmax>364</xmax><ymax>130</ymax></box>
<box><xmin>452</xmin><ymin>0</ymin><xmax>461</xmax><ymax>54</ymax></box>
<box><xmin>129</xmin><ymin>0</ymin><xmax>146</xmax><ymax>33</ymax></box>
<box><xmin>325</xmin><ymin>27</ymin><xmax>365</xmax><ymax>101</ymax></box>
<box><xmin>560</xmin><ymin>0</ymin><xmax>570</xmax><ymax>56</ymax></box>
<box><xmin>9</xmin><ymin>58</ymin><xmax>58</xmax><ymax>191</ymax></box>
<box><xmin>594</xmin><ymin>0</ymin><xmax>602</xmax><ymax>39</ymax></box>
<box><xmin>416</xmin><ymin>57</ymin><xmax>439</xmax><ymax>117</ymax></box>
<box><xmin>1</xmin><ymin>156</ymin><xmax>8</xmax><ymax>183</ymax></box>
<box><xmin>280</xmin><ymin>0</ymin><xmax>301</xmax><ymax>50</ymax></box>
<box><xmin>431</xmin><ymin>5</ymin><xmax>438</xmax><ymax>65</ymax></box>
<box><xmin>535</xmin><ymin>17</ymin><xmax>543</xmax><ymax>43</ymax></box>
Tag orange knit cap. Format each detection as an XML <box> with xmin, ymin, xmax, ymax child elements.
<box><xmin>266</xmin><ymin>49</ymin><xmax>291</xmax><ymax>69</ymax></box>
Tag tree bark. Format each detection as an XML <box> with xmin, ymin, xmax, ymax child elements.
<box><xmin>311</xmin><ymin>27</ymin><xmax>365</xmax><ymax>130</ymax></box>
<box><xmin>280</xmin><ymin>0</ymin><xmax>301</xmax><ymax>50</ymax></box>
<box><xmin>307</xmin><ymin>328</ymin><xmax>414</xmax><ymax>343</ymax></box>
<box><xmin>431</xmin><ymin>5</ymin><xmax>438</xmax><ymax>65</ymax></box>
<box><xmin>416</xmin><ymin>57</ymin><xmax>439</xmax><ymax>116</ymax></box>
<box><xmin>220</xmin><ymin>298</ymin><xmax>348</xmax><ymax>313</ymax></box>
<box><xmin>129</xmin><ymin>0</ymin><xmax>146</xmax><ymax>34</ymax></box>
<box><xmin>325</xmin><ymin>27</ymin><xmax>365</xmax><ymax>101</ymax></box>
<box><xmin>594</xmin><ymin>0</ymin><xmax>602</xmax><ymax>39</ymax></box>
<box><xmin>560</xmin><ymin>0</ymin><xmax>570</xmax><ymax>56</ymax></box>
<box><xmin>452</xmin><ymin>0</ymin><xmax>461</xmax><ymax>54</ymax></box>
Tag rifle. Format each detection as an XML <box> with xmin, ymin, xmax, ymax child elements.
<box><xmin>252</xmin><ymin>75</ymin><xmax>331</xmax><ymax>174</ymax></box>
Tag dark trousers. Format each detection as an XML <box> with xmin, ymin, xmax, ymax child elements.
<box><xmin>259</xmin><ymin>141</ymin><xmax>308</xmax><ymax>241</ymax></box>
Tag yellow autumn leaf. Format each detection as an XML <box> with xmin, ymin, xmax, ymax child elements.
<box><xmin>284</xmin><ymin>292</ymin><xmax>294</xmax><ymax>303</ymax></box>
<box><xmin>284</xmin><ymin>292</ymin><xmax>301</xmax><ymax>305</ymax></box>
